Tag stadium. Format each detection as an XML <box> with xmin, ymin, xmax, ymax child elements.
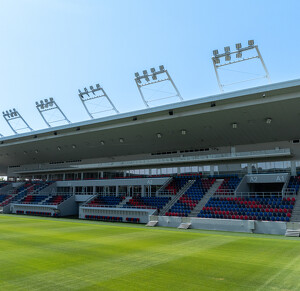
<box><xmin>1</xmin><ymin>1</ymin><xmax>300</xmax><ymax>290</ymax></box>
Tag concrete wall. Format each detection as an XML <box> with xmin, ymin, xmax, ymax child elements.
<box><xmin>152</xmin><ymin>216</ymin><xmax>287</xmax><ymax>235</ymax></box>
<box><xmin>79</xmin><ymin>206</ymin><xmax>155</xmax><ymax>223</ymax></box>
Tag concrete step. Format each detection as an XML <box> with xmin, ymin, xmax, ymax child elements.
<box><xmin>178</xmin><ymin>222</ymin><xmax>191</xmax><ymax>229</ymax></box>
<box><xmin>285</xmin><ymin>229</ymin><xmax>300</xmax><ymax>237</ymax></box>
<box><xmin>146</xmin><ymin>220</ymin><xmax>158</xmax><ymax>227</ymax></box>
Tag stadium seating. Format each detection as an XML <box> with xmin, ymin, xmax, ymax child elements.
<box><xmin>43</xmin><ymin>195</ymin><xmax>71</xmax><ymax>205</ymax></box>
<box><xmin>85</xmin><ymin>215</ymin><xmax>122</xmax><ymax>222</ymax></box>
<box><xmin>215</xmin><ymin>176</ymin><xmax>242</xmax><ymax>195</ymax></box>
<box><xmin>19</xmin><ymin>195</ymin><xmax>49</xmax><ymax>204</ymax></box>
<box><xmin>165</xmin><ymin>177</ymin><xmax>215</xmax><ymax>217</ymax></box>
<box><xmin>124</xmin><ymin>196</ymin><xmax>171</xmax><ymax>210</ymax></box>
<box><xmin>286</xmin><ymin>175</ymin><xmax>300</xmax><ymax>194</ymax></box>
<box><xmin>165</xmin><ymin>176</ymin><xmax>191</xmax><ymax>195</ymax></box>
<box><xmin>87</xmin><ymin>195</ymin><xmax>125</xmax><ymax>207</ymax></box>
<box><xmin>198</xmin><ymin>196</ymin><xmax>294</xmax><ymax>222</ymax></box>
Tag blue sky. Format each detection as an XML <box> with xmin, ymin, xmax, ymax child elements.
<box><xmin>0</xmin><ymin>0</ymin><xmax>299</xmax><ymax>136</ymax></box>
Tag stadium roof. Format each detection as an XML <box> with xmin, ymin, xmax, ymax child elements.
<box><xmin>1</xmin><ymin>78</ymin><xmax>300</xmax><ymax>175</ymax></box>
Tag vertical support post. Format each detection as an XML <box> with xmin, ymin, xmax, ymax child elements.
<box><xmin>255</xmin><ymin>46</ymin><xmax>271</xmax><ymax>83</ymax></box>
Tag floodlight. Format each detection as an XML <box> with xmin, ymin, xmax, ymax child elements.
<box><xmin>266</xmin><ymin>118</ymin><xmax>272</xmax><ymax>124</ymax></box>
<box><xmin>248</xmin><ymin>40</ymin><xmax>254</xmax><ymax>46</ymax></box>
<box><xmin>78</xmin><ymin>89</ymin><xmax>82</xmax><ymax>94</ymax></box>
<box><xmin>224</xmin><ymin>46</ymin><xmax>230</xmax><ymax>53</ymax></box>
<box><xmin>225</xmin><ymin>55</ymin><xmax>231</xmax><ymax>61</ymax></box>
<box><xmin>214</xmin><ymin>57</ymin><xmax>220</xmax><ymax>64</ymax></box>
<box><xmin>159</xmin><ymin>65</ymin><xmax>164</xmax><ymax>71</ymax></box>
<box><xmin>143</xmin><ymin>70</ymin><xmax>148</xmax><ymax>75</ymax></box>
<box><xmin>145</xmin><ymin>76</ymin><xmax>150</xmax><ymax>82</ymax></box>
<box><xmin>84</xmin><ymin>87</ymin><xmax>88</xmax><ymax>92</ymax></box>
<box><xmin>150</xmin><ymin>68</ymin><xmax>156</xmax><ymax>73</ymax></box>
<box><xmin>152</xmin><ymin>74</ymin><xmax>157</xmax><ymax>80</ymax></box>
<box><xmin>96</xmin><ymin>84</ymin><xmax>100</xmax><ymax>89</ymax></box>
<box><xmin>137</xmin><ymin>79</ymin><xmax>142</xmax><ymax>84</ymax></box>
<box><xmin>90</xmin><ymin>86</ymin><xmax>94</xmax><ymax>90</ymax></box>
<box><xmin>135</xmin><ymin>72</ymin><xmax>140</xmax><ymax>78</ymax></box>
<box><xmin>213</xmin><ymin>50</ymin><xmax>219</xmax><ymax>56</ymax></box>
<box><xmin>49</xmin><ymin>97</ymin><xmax>54</xmax><ymax>102</ymax></box>
<box><xmin>235</xmin><ymin>43</ymin><xmax>242</xmax><ymax>50</ymax></box>
<box><xmin>236</xmin><ymin>52</ymin><xmax>242</xmax><ymax>58</ymax></box>
<box><xmin>40</xmin><ymin>100</ymin><xmax>44</xmax><ymax>104</ymax></box>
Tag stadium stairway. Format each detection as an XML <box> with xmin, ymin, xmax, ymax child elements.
<box><xmin>160</xmin><ymin>179</ymin><xmax>195</xmax><ymax>216</ymax></box>
<box><xmin>290</xmin><ymin>194</ymin><xmax>300</xmax><ymax>222</ymax></box>
<box><xmin>117</xmin><ymin>196</ymin><xmax>131</xmax><ymax>207</ymax></box>
<box><xmin>189</xmin><ymin>179</ymin><xmax>224</xmax><ymax>217</ymax></box>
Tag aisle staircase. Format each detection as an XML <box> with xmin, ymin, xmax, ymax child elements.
<box><xmin>160</xmin><ymin>180</ymin><xmax>195</xmax><ymax>216</ymax></box>
<box><xmin>189</xmin><ymin>179</ymin><xmax>224</xmax><ymax>217</ymax></box>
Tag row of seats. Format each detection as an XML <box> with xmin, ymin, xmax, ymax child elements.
<box><xmin>43</xmin><ymin>195</ymin><xmax>71</xmax><ymax>205</ymax></box>
<box><xmin>87</xmin><ymin>195</ymin><xmax>124</xmax><ymax>207</ymax></box>
<box><xmin>85</xmin><ymin>215</ymin><xmax>122</xmax><ymax>222</ymax></box>
<box><xmin>198</xmin><ymin>197</ymin><xmax>293</xmax><ymax>222</ymax></box>
<box><xmin>19</xmin><ymin>195</ymin><xmax>49</xmax><ymax>204</ymax></box>
<box><xmin>17</xmin><ymin>210</ymin><xmax>52</xmax><ymax>216</ymax></box>
<box><xmin>124</xmin><ymin>196</ymin><xmax>171</xmax><ymax>209</ymax></box>
<box><xmin>126</xmin><ymin>217</ymin><xmax>140</xmax><ymax>223</ymax></box>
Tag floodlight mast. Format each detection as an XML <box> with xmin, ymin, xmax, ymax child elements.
<box><xmin>35</xmin><ymin>98</ymin><xmax>71</xmax><ymax>127</ymax></box>
<box><xmin>2</xmin><ymin>109</ymin><xmax>33</xmax><ymax>134</ymax></box>
<box><xmin>78</xmin><ymin>84</ymin><xmax>119</xmax><ymax>119</ymax></box>
<box><xmin>134</xmin><ymin>65</ymin><xmax>183</xmax><ymax>108</ymax></box>
<box><xmin>212</xmin><ymin>40</ymin><xmax>271</xmax><ymax>92</ymax></box>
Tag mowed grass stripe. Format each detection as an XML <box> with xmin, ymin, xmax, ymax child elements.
<box><xmin>0</xmin><ymin>215</ymin><xmax>299</xmax><ymax>291</ymax></box>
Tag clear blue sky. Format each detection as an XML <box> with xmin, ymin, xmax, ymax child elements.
<box><xmin>0</xmin><ymin>0</ymin><xmax>299</xmax><ymax>136</ymax></box>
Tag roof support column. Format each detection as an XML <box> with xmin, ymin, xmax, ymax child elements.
<box><xmin>291</xmin><ymin>160</ymin><xmax>296</xmax><ymax>176</ymax></box>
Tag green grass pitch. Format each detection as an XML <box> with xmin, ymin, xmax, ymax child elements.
<box><xmin>0</xmin><ymin>215</ymin><xmax>299</xmax><ymax>291</ymax></box>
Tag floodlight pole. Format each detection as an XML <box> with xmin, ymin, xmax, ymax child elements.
<box><xmin>134</xmin><ymin>66</ymin><xmax>183</xmax><ymax>108</ymax></box>
<box><xmin>255</xmin><ymin>45</ymin><xmax>271</xmax><ymax>83</ymax></box>
<box><xmin>78</xmin><ymin>85</ymin><xmax>119</xmax><ymax>119</ymax></box>
<box><xmin>36</xmin><ymin>98</ymin><xmax>71</xmax><ymax>127</ymax></box>
<box><xmin>212</xmin><ymin>41</ymin><xmax>271</xmax><ymax>92</ymax></box>
<box><xmin>212</xmin><ymin>60</ymin><xmax>224</xmax><ymax>92</ymax></box>
<box><xmin>3</xmin><ymin>109</ymin><xmax>33</xmax><ymax>134</ymax></box>
<box><xmin>135</xmin><ymin>79</ymin><xmax>149</xmax><ymax>108</ymax></box>
<box><xmin>165</xmin><ymin>70</ymin><xmax>183</xmax><ymax>101</ymax></box>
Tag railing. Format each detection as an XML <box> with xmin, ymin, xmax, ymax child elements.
<box><xmin>236</xmin><ymin>192</ymin><xmax>297</xmax><ymax>198</ymax></box>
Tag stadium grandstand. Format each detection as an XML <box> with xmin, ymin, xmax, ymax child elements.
<box><xmin>0</xmin><ymin>78</ymin><xmax>300</xmax><ymax>236</ymax></box>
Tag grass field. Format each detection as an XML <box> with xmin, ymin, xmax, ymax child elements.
<box><xmin>0</xmin><ymin>215</ymin><xmax>299</xmax><ymax>291</ymax></box>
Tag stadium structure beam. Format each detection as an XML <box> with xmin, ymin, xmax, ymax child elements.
<box><xmin>212</xmin><ymin>40</ymin><xmax>271</xmax><ymax>92</ymax></box>
<box><xmin>35</xmin><ymin>98</ymin><xmax>71</xmax><ymax>127</ymax></box>
<box><xmin>134</xmin><ymin>65</ymin><xmax>183</xmax><ymax>108</ymax></box>
<box><xmin>78</xmin><ymin>84</ymin><xmax>119</xmax><ymax>119</ymax></box>
<box><xmin>2</xmin><ymin>108</ymin><xmax>33</xmax><ymax>134</ymax></box>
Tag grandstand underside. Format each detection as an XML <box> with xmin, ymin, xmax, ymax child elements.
<box><xmin>1</xmin><ymin>79</ymin><xmax>300</xmax><ymax>236</ymax></box>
